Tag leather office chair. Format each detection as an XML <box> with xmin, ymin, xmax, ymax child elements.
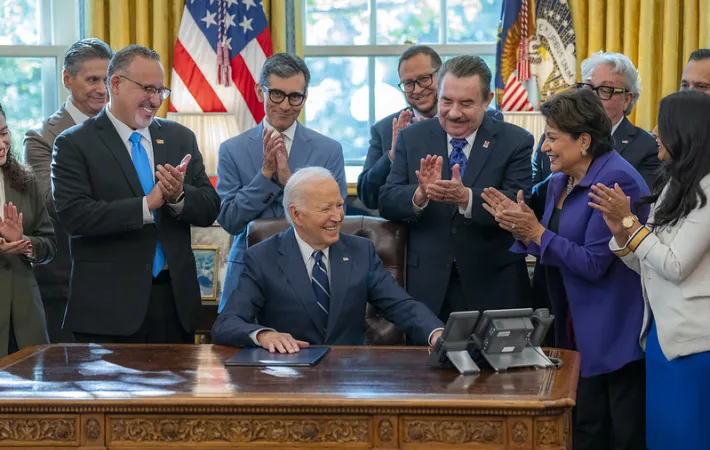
<box><xmin>247</xmin><ymin>216</ymin><xmax>407</xmax><ymax>345</ymax></box>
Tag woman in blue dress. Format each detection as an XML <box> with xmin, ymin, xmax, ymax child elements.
<box><xmin>590</xmin><ymin>90</ymin><xmax>710</xmax><ymax>450</ymax></box>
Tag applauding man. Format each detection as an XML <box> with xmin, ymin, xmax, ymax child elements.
<box><xmin>379</xmin><ymin>56</ymin><xmax>533</xmax><ymax>322</ymax></box>
<box><xmin>52</xmin><ymin>45</ymin><xmax>220</xmax><ymax>344</ymax></box>
<box><xmin>216</xmin><ymin>53</ymin><xmax>346</xmax><ymax>312</ymax></box>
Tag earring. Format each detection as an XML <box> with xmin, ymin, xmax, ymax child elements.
<box><xmin>581</xmin><ymin>149</ymin><xmax>588</xmax><ymax>156</ymax></box>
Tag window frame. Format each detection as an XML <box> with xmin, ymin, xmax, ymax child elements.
<box><xmin>301</xmin><ymin>0</ymin><xmax>498</xmax><ymax>183</ymax></box>
<box><xmin>0</xmin><ymin>0</ymin><xmax>82</xmax><ymax>119</ymax></box>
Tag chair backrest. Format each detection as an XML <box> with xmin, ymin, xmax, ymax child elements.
<box><xmin>247</xmin><ymin>216</ymin><xmax>407</xmax><ymax>345</ymax></box>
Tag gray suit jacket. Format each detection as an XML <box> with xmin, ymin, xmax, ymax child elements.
<box><xmin>216</xmin><ymin>122</ymin><xmax>346</xmax><ymax>312</ymax></box>
<box><xmin>0</xmin><ymin>175</ymin><xmax>56</xmax><ymax>357</ymax></box>
<box><xmin>23</xmin><ymin>106</ymin><xmax>75</xmax><ymax>300</ymax></box>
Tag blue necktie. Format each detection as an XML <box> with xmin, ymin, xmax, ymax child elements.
<box><xmin>450</xmin><ymin>138</ymin><xmax>468</xmax><ymax>179</ymax></box>
<box><xmin>311</xmin><ymin>250</ymin><xmax>330</xmax><ymax>332</ymax></box>
<box><xmin>129</xmin><ymin>132</ymin><xmax>165</xmax><ymax>277</ymax></box>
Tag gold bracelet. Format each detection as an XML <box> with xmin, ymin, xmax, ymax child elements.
<box><xmin>613</xmin><ymin>246</ymin><xmax>631</xmax><ymax>257</ymax></box>
<box><xmin>628</xmin><ymin>227</ymin><xmax>651</xmax><ymax>253</ymax></box>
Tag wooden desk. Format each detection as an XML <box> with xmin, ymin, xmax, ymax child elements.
<box><xmin>0</xmin><ymin>345</ymin><xmax>579</xmax><ymax>449</ymax></box>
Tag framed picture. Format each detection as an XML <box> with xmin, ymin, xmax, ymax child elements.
<box><xmin>193</xmin><ymin>245</ymin><xmax>220</xmax><ymax>300</ymax></box>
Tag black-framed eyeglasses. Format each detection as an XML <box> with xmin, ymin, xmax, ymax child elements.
<box><xmin>398</xmin><ymin>70</ymin><xmax>438</xmax><ymax>93</ymax></box>
<box><xmin>120</xmin><ymin>75</ymin><xmax>171</xmax><ymax>100</ymax></box>
<box><xmin>261</xmin><ymin>87</ymin><xmax>306</xmax><ymax>106</ymax></box>
<box><xmin>576</xmin><ymin>82</ymin><xmax>629</xmax><ymax>100</ymax></box>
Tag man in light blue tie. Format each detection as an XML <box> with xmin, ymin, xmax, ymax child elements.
<box><xmin>211</xmin><ymin>167</ymin><xmax>444</xmax><ymax>353</ymax></box>
<box><xmin>379</xmin><ymin>55</ymin><xmax>534</xmax><ymax>323</ymax></box>
<box><xmin>52</xmin><ymin>45</ymin><xmax>220</xmax><ymax>344</ymax></box>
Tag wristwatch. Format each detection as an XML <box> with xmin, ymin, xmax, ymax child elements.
<box><xmin>169</xmin><ymin>191</ymin><xmax>185</xmax><ymax>204</ymax></box>
<box><xmin>621</xmin><ymin>214</ymin><xmax>639</xmax><ymax>230</ymax></box>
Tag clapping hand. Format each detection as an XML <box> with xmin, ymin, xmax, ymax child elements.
<box><xmin>426</xmin><ymin>164</ymin><xmax>469</xmax><ymax>208</ymax></box>
<box><xmin>156</xmin><ymin>154</ymin><xmax>190</xmax><ymax>203</ymax></box>
<box><xmin>389</xmin><ymin>109</ymin><xmax>420</xmax><ymax>160</ymax></box>
<box><xmin>413</xmin><ymin>155</ymin><xmax>443</xmax><ymax>206</ymax></box>
<box><xmin>588</xmin><ymin>183</ymin><xmax>634</xmax><ymax>240</ymax></box>
<box><xmin>0</xmin><ymin>238</ymin><xmax>31</xmax><ymax>256</ymax></box>
<box><xmin>0</xmin><ymin>202</ymin><xmax>23</xmax><ymax>242</ymax></box>
<box><xmin>482</xmin><ymin>189</ymin><xmax>545</xmax><ymax>244</ymax></box>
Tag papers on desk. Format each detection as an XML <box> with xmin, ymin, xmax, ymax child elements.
<box><xmin>224</xmin><ymin>346</ymin><xmax>330</xmax><ymax>367</ymax></box>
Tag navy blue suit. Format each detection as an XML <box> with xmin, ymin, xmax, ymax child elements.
<box><xmin>211</xmin><ymin>228</ymin><xmax>443</xmax><ymax>347</ymax></box>
<box><xmin>379</xmin><ymin>116</ymin><xmax>533</xmax><ymax>316</ymax></box>
<box><xmin>357</xmin><ymin>108</ymin><xmax>504</xmax><ymax>210</ymax></box>
<box><xmin>532</xmin><ymin>116</ymin><xmax>661</xmax><ymax>189</ymax></box>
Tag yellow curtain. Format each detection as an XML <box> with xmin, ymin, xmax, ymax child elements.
<box><xmin>262</xmin><ymin>0</ymin><xmax>304</xmax><ymax>56</ymax></box>
<box><xmin>569</xmin><ymin>0</ymin><xmax>709</xmax><ymax>130</ymax></box>
<box><xmin>85</xmin><ymin>0</ymin><xmax>184</xmax><ymax>118</ymax></box>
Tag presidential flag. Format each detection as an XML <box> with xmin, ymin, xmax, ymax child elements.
<box><xmin>170</xmin><ymin>0</ymin><xmax>273</xmax><ymax>132</ymax></box>
<box><xmin>496</xmin><ymin>0</ymin><xmax>576</xmax><ymax>111</ymax></box>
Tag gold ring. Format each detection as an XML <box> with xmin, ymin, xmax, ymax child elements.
<box><xmin>608</xmin><ymin>197</ymin><xmax>612</xmax><ymax>201</ymax></box>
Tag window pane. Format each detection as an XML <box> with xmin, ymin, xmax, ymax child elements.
<box><xmin>447</xmin><ymin>0</ymin><xmax>503</xmax><ymax>43</ymax></box>
<box><xmin>0</xmin><ymin>0</ymin><xmax>40</xmax><ymax>45</ymax></box>
<box><xmin>305</xmin><ymin>57</ymin><xmax>370</xmax><ymax>169</ymax></box>
<box><xmin>306</xmin><ymin>0</ymin><xmax>369</xmax><ymax>46</ymax></box>
<box><xmin>376</xmin><ymin>0</ymin><xmax>440</xmax><ymax>45</ymax></box>
<box><xmin>374</xmin><ymin>57</ymin><xmax>408</xmax><ymax>121</ymax></box>
<box><xmin>0</xmin><ymin>57</ymin><xmax>53</xmax><ymax>154</ymax></box>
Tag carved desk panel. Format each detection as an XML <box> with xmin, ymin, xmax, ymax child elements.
<box><xmin>0</xmin><ymin>345</ymin><xmax>579</xmax><ymax>449</ymax></box>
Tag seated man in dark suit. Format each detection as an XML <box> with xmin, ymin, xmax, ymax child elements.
<box><xmin>532</xmin><ymin>51</ymin><xmax>660</xmax><ymax>189</ymax></box>
<box><xmin>211</xmin><ymin>167</ymin><xmax>444</xmax><ymax>353</ymax></box>
<box><xmin>357</xmin><ymin>45</ymin><xmax>503</xmax><ymax>210</ymax></box>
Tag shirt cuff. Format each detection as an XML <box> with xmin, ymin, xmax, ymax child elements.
<box><xmin>428</xmin><ymin>328</ymin><xmax>444</xmax><ymax>346</ymax></box>
<box><xmin>412</xmin><ymin>192</ymin><xmax>428</xmax><ymax>214</ymax></box>
<box><xmin>458</xmin><ymin>188</ymin><xmax>474</xmax><ymax>218</ymax></box>
<box><xmin>249</xmin><ymin>328</ymin><xmax>275</xmax><ymax>346</ymax></box>
<box><xmin>142</xmin><ymin>197</ymin><xmax>153</xmax><ymax>224</ymax></box>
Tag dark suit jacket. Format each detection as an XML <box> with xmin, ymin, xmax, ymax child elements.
<box><xmin>211</xmin><ymin>228</ymin><xmax>444</xmax><ymax>347</ymax></box>
<box><xmin>379</xmin><ymin>116</ymin><xmax>533</xmax><ymax>315</ymax></box>
<box><xmin>23</xmin><ymin>106</ymin><xmax>75</xmax><ymax>300</ymax></box>
<box><xmin>532</xmin><ymin>116</ymin><xmax>661</xmax><ymax>189</ymax></box>
<box><xmin>357</xmin><ymin>108</ymin><xmax>504</xmax><ymax>210</ymax></box>
<box><xmin>51</xmin><ymin>110</ymin><xmax>220</xmax><ymax>335</ymax></box>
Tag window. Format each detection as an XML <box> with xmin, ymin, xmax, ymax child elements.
<box><xmin>303</xmin><ymin>0</ymin><xmax>503</xmax><ymax>182</ymax></box>
<box><xmin>0</xmin><ymin>0</ymin><xmax>81</xmax><ymax>155</ymax></box>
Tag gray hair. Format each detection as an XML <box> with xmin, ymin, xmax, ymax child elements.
<box><xmin>63</xmin><ymin>38</ymin><xmax>114</xmax><ymax>76</ymax></box>
<box><xmin>283</xmin><ymin>167</ymin><xmax>336</xmax><ymax>225</ymax></box>
<box><xmin>107</xmin><ymin>45</ymin><xmax>161</xmax><ymax>80</ymax></box>
<box><xmin>259</xmin><ymin>52</ymin><xmax>310</xmax><ymax>92</ymax></box>
<box><xmin>581</xmin><ymin>51</ymin><xmax>641</xmax><ymax>115</ymax></box>
<box><xmin>438</xmin><ymin>55</ymin><xmax>492</xmax><ymax>100</ymax></box>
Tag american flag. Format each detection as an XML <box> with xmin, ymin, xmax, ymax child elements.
<box><xmin>169</xmin><ymin>0</ymin><xmax>273</xmax><ymax>132</ymax></box>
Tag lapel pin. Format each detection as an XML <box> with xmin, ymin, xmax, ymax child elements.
<box><xmin>621</xmin><ymin>140</ymin><xmax>629</xmax><ymax>144</ymax></box>
<box><xmin>156</xmin><ymin>139</ymin><xmax>165</xmax><ymax>144</ymax></box>
<box><xmin>343</xmin><ymin>257</ymin><xmax>349</xmax><ymax>261</ymax></box>
<box><xmin>483</xmin><ymin>140</ymin><xmax>490</xmax><ymax>148</ymax></box>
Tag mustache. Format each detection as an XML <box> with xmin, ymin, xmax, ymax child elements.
<box><xmin>139</xmin><ymin>101</ymin><xmax>158</xmax><ymax>109</ymax></box>
<box><xmin>446</xmin><ymin>117</ymin><xmax>467</xmax><ymax>123</ymax></box>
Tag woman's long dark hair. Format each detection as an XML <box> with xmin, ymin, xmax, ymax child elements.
<box><xmin>643</xmin><ymin>90</ymin><xmax>710</xmax><ymax>228</ymax></box>
<box><xmin>0</xmin><ymin>103</ymin><xmax>33</xmax><ymax>193</ymax></box>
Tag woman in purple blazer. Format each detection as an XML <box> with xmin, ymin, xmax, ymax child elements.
<box><xmin>481</xmin><ymin>89</ymin><xmax>649</xmax><ymax>450</ymax></box>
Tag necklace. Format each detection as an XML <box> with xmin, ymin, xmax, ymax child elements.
<box><xmin>565</xmin><ymin>176</ymin><xmax>575</xmax><ymax>194</ymax></box>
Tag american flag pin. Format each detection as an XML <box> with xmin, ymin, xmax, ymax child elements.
<box><xmin>621</xmin><ymin>140</ymin><xmax>629</xmax><ymax>144</ymax></box>
<box><xmin>156</xmin><ymin>139</ymin><xmax>165</xmax><ymax>144</ymax></box>
<box><xmin>343</xmin><ymin>257</ymin><xmax>349</xmax><ymax>261</ymax></box>
<box><xmin>483</xmin><ymin>140</ymin><xmax>490</xmax><ymax>148</ymax></box>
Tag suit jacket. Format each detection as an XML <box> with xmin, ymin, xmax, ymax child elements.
<box><xmin>23</xmin><ymin>106</ymin><xmax>75</xmax><ymax>300</ymax></box>
<box><xmin>614</xmin><ymin>175</ymin><xmax>710</xmax><ymax>361</ymax></box>
<box><xmin>51</xmin><ymin>110</ymin><xmax>220</xmax><ymax>335</ymax></box>
<box><xmin>357</xmin><ymin>108</ymin><xmax>504</xmax><ymax>210</ymax></box>
<box><xmin>0</xmin><ymin>174</ymin><xmax>55</xmax><ymax>357</ymax></box>
<box><xmin>211</xmin><ymin>228</ymin><xmax>443</xmax><ymax>346</ymax></box>
<box><xmin>532</xmin><ymin>116</ymin><xmax>661</xmax><ymax>189</ymax></box>
<box><xmin>379</xmin><ymin>116</ymin><xmax>533</xmax><ymax>315</ymax></box>
<box><xmin>512</xmin><ymin>151</ymin><xmax>649</xmax><ymax>377</ymax></box>
<box><xmin>216</xmin><ymin>122</ymin><xmax>346</xmax><ymax>311</ymax></box>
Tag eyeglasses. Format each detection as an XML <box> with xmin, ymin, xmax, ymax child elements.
<box><xmin>261</xmin><ymin>87</ymin><xmax>306</xmax><ymax>106</ymax></box>
<box><xmin>576</xmin><ymin>82</ymin><xmax>629</xmax><ymax>100</ymax></box>
<box><xmin>120</xmin><ymin>75</ymin><xmax>171</xmax><ymax>100</ymax></box>
<box><xmin>398</xmin><ymin>70</ymin><xmax>438</xmax><ymax>93</ymax></box>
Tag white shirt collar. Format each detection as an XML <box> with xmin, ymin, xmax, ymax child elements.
<box><xmin>105</xmin><ymin>105</ymin><xmax>151</xmax><ymax>145</ymax></box>
<box><xmin>293</xmin><ymin>228</ymin><xmax>330</xmax><ymax>266</ymax></box>
<box><xmin>263</xmin><ymin>118</ymin><xmax>298</xmax><ymax>143</ymax></box>
<box><xmin>611</xmin><ymin>117</ymin><xmax>624</xmax><ymax>136</ymax></box>
<box><xmin>64</xmin><ymin>98</ymin><xmax>91</xmax><ymax>125</ymax></box>
<box><xmin>446</xmin><ymin>130</ymin><xmax>477</xmax><ymax>155</ymax></box>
